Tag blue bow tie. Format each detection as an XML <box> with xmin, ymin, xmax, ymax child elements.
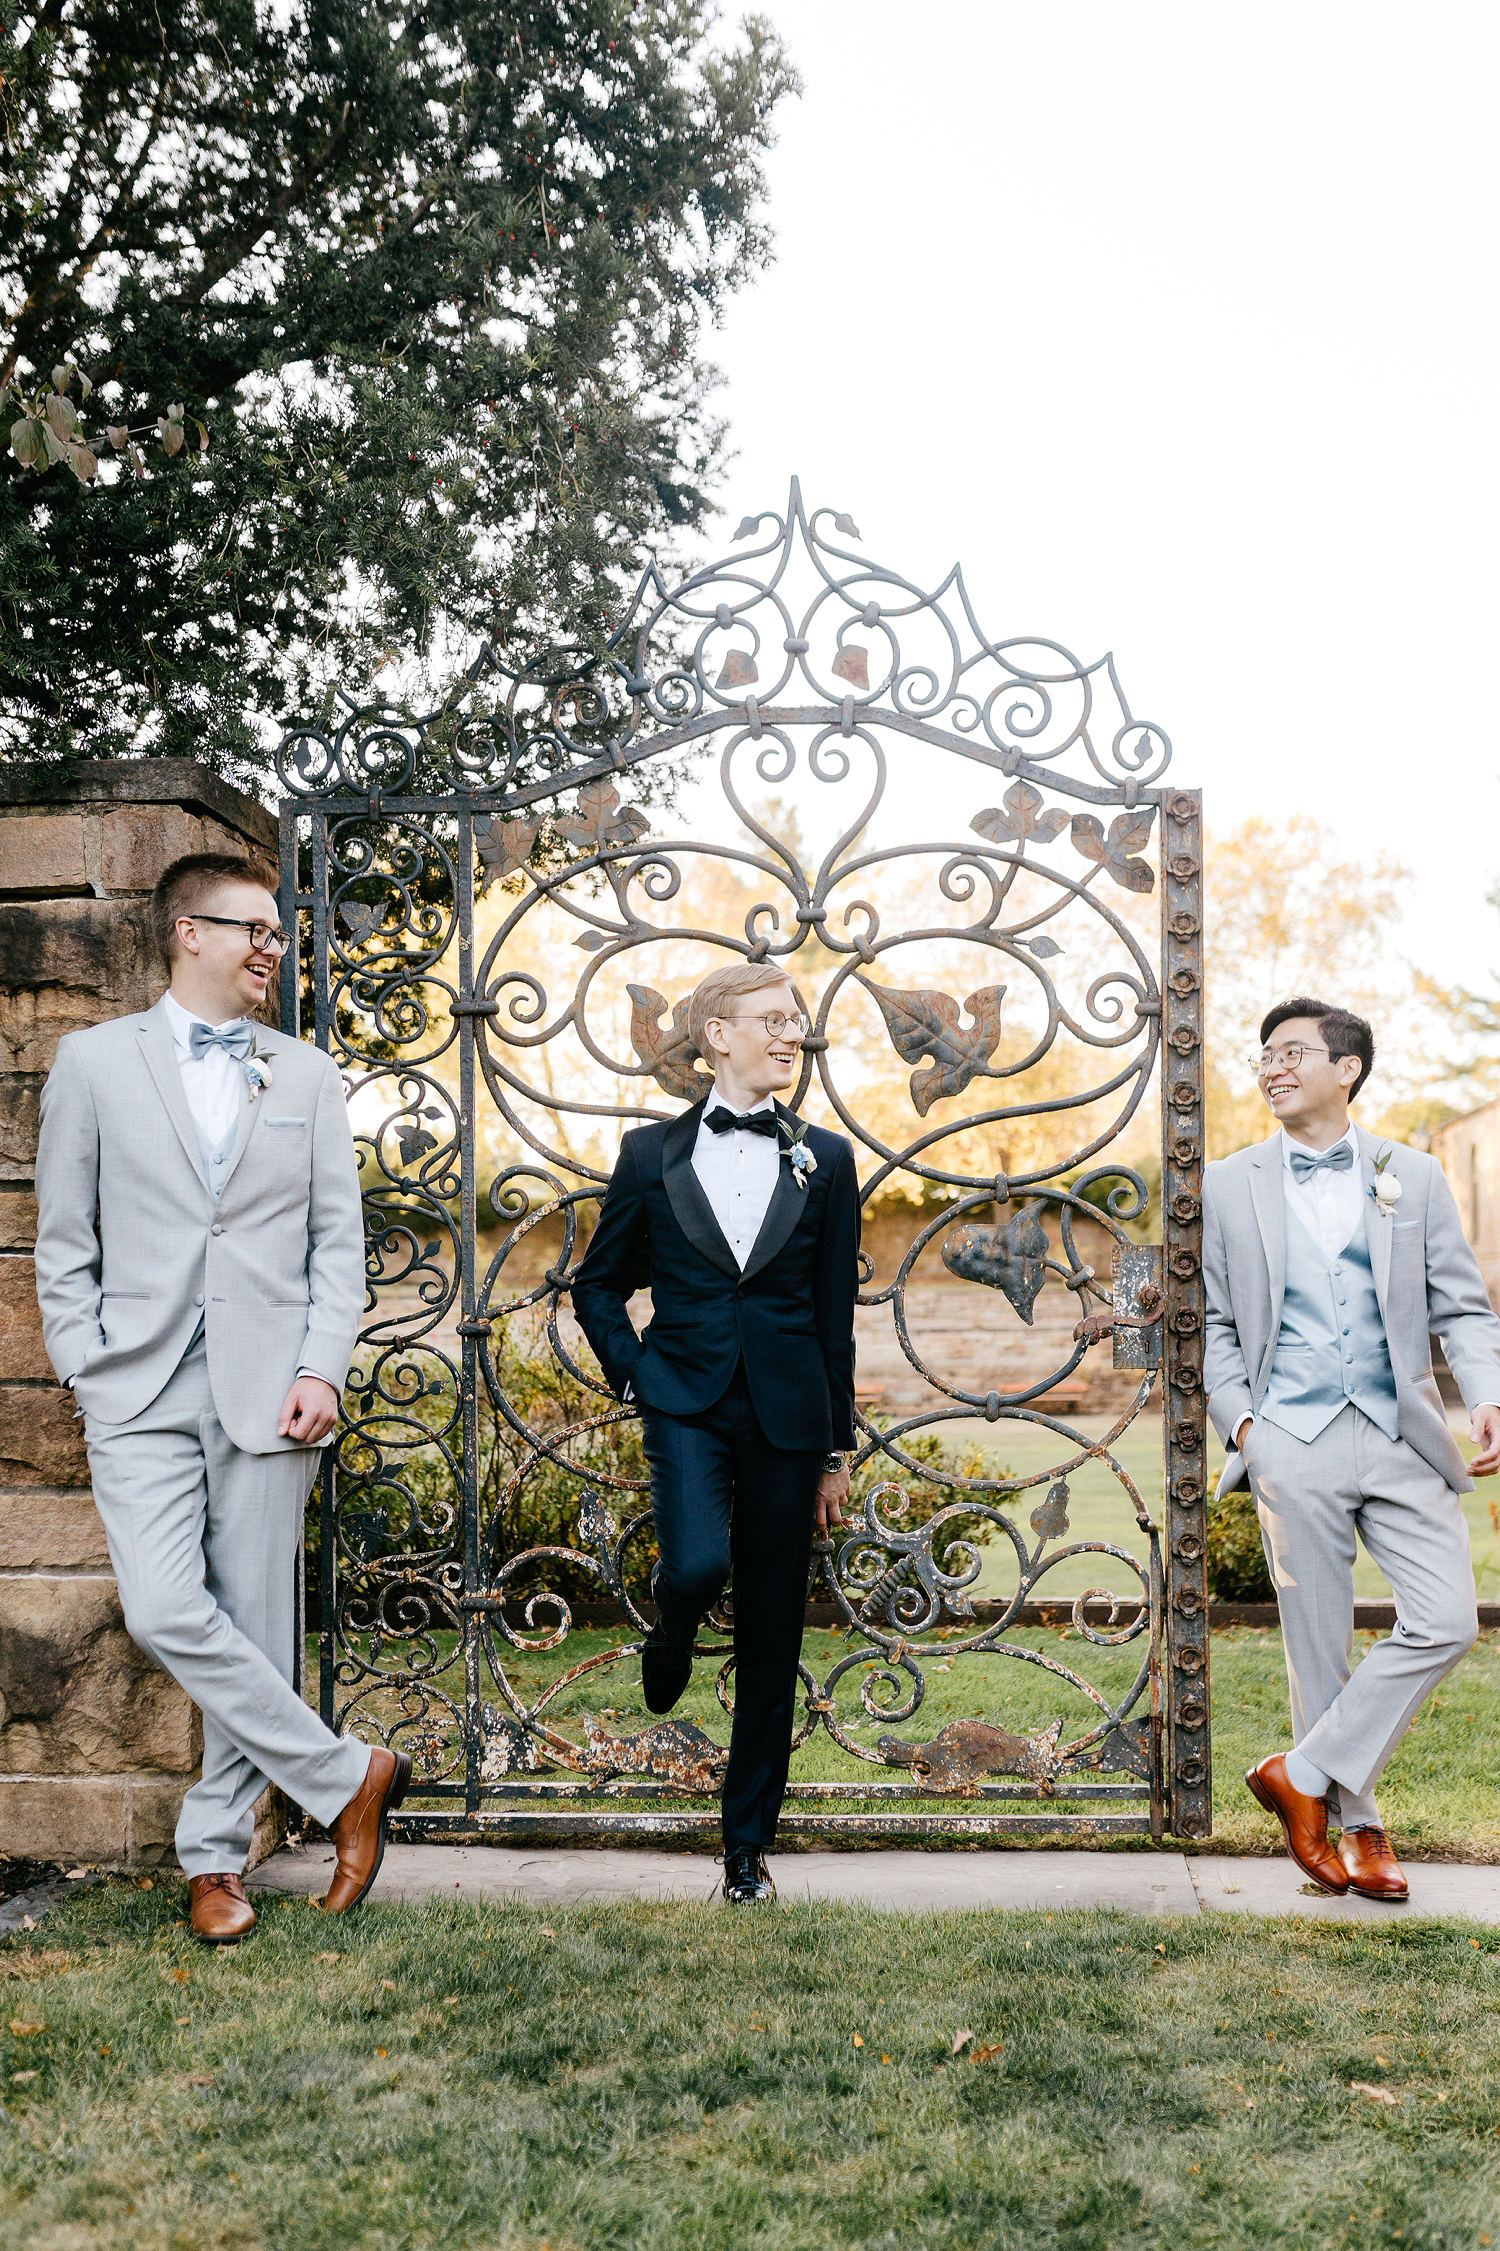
<box><xmin>1289</xmin><ymin>1141</ymin><xmax>1355</xmax><ymax>1181</ymax></box>
<box><xmin>187</xmin><ymin>1020</ymin><xmax>253</xmax><ymax>1061</ymax></box>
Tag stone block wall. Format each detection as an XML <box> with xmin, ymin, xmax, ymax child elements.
<box><xmin>0</xmin><ymin>762</ymin><xmax>280</xmax><ymax>1864</ymax></box>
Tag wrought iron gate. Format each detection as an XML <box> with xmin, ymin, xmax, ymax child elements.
<box><xmin>276</xmin><ymin>483</ymin><xmax>1209</xmax><ymax>1844</ymax></box>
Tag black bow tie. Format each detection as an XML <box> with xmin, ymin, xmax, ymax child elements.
<box><xmin>705</xmin><ymin>1106</ymin><xmax>779</xmax><ymax>1139</ymax></box>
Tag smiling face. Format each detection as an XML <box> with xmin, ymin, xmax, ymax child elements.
<box><xmin>169</xmin><ymin>879</ymin><xmax>284</xmax><ymax>1024</ymax></box>
<box><xmin>1258</xmin><ymin>1014</ymin><xmax>1361</xmax><ymax>1143</ymax></box>
<box><xmin>701</xmin><ymin>978</ymin><xmax>805</xmax><ymax>1106</ymax></box>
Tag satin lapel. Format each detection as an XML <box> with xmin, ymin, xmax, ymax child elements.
<box><xmin>1245</xmin><ymin>1135</ymin><xmax>1286</xmax><ymax>1391</ymax></box>
<box><xmin>216</xmin><ymin>1063</ymin><xmax>263</xmax><ymax>1201</ymax></box>
<box><xmin>136</xmin><ymin>1004</ymin><xmax>210</xmax><ymax>1193</ymax></box>
<box><xmin>1359</xmin><ymin>1127</ymin><xmax>1393</xmax><ymax>1319</ymax></box>
<box><xmin>740</xmin><ymin>1104</ymin><xmax>813</xmax><ymax>1282</ymax></box>
<box><xmin>661</xmin><ymin>1102</ymin><xmax>740</xmax><ymax>1280</ymax></box>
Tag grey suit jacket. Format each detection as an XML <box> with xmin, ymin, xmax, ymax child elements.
<box><xmin>34</xmin><ymin>997</ymin><xmax>365</xmax><ymax>1453</ymax></box>
<box><xmin>1203</xmin><ymin>1125</ymin><xmax>1500</xmax><ymax>1499</ymax></box>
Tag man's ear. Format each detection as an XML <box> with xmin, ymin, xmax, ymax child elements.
<box><xmin>701</xmin><ymin>1015</ymin><xmax>729</xmax><ymax>1058</ymax></box>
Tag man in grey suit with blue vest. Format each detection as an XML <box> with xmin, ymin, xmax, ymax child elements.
<box><xmin>1204</xmin><ymin>996</ymin><xmax>1500</xmax><ymax>1899</ymax></box>
<box><xmin>34</xmin><ymin>853</ymin><xmax>410</xmax><ymax>1941</ymax></box>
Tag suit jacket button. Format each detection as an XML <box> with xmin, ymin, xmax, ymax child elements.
<box><xmin>194</xmin><ymin>1294</ymin><xmax>205</xmax><ymax>1307</ymax></box>
<box><xmin>211</xmin><ymin>1223</ymin><xmax>224</xmax><ymax>1236</ymax></box>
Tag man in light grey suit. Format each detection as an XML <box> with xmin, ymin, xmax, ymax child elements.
<box><xmin>34</xmin><ymin>853</ymin><xmax>410</xmax><ymax>1941</ymax></box>
<box><xmin>1204</xmin><ymin>995</ymin><xmax>1500</xmax><ymax>1899</ymax></box>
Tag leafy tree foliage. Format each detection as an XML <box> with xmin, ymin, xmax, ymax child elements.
<box><xmin>1</xmin><ymin>1</ymin><xmax>796</xmax><ymax>773</ymax></box>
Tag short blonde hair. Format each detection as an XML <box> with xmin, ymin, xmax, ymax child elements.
<box><xmin>686</xmin><ymin>961</ymin><xmax>802</xmax><ymax>1065</ymax></box>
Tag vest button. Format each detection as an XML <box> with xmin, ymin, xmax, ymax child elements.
<box><xmin>1341</xmin><ymin>1325</ymin><xmax>1350</xmax><ymax>1335</ymax></box>
<box><xmin>194</xmin><ymin>1294</ymin><xmax>205</xmax><ymax>1307</ymax></box>
<box><xmin>1344</xmin><ymin>1352</ymin><xmax>1354</xmax><ymax>1364</ymax></box>
<box><xmin>1331</xmin><ymin>1263</ymin><xmax>1343</xmax><ymax>1275</ymax></box>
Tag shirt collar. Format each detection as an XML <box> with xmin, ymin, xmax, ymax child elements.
<box><xmin>1280</xmin><ymin>1122</ymin><xmax>1358</xmax><ymax>1176</ymax></box>
<box><xmin>703</xmin><ymin>1090</ymin><xmax>775</xmax><ymax>1120</ymax></box>
<box><xmin>163</xmin><ymin>990</ymin><xmax>247</xmax><ymax>1052</ymax></box>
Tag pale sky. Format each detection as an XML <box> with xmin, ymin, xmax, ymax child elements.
<box><xmin>691</xmin><ymin>0</ymin><xmax>1500</xmax><ymax>998</ymax></box>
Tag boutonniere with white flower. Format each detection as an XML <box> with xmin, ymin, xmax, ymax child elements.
<box><xmin>1369</xmin><ymin>1145</ymin><xmax>1402</xmax><ymax>1216</ymax></box>
<box><xmin>779</xmin><ymin>1116</ymin><xmax>818</xmax><ymax>1191</ymax></box>
<box><xmin>243</xmin><ymin>1045</ymin><xmax>275</xmax><ymax>1102</ymax></box>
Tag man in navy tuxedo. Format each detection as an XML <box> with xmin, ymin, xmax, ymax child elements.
<box><xmin>572</xmin><ymin>962</ymin><xmax>859</xmax><ymax>1902</ymax></box>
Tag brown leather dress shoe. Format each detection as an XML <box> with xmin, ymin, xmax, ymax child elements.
<box><xmin>1339</xmin><ymin>1824</ymin><xmax>1409</xmax><ymax>1900</ymax></box>
<box><xmin>321</xmin><ymin>1745</ymin><xmax>411</xmax><ymax>1914</ymax></box>
<box><xmin>1245</xmin><ymin>1753</ymin><xmax>1350</xmax><ymax>1892</ymax></box>
<box><xmin>189</xmin><ymin>1872</ymin><xmax>256</xmax><ymax>1945</ymax></box>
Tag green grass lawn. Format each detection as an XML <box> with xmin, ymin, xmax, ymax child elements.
<box><xmin>5</xmin><ymin>1884</ymin><xmax>1500</xmax><ymax>2251</ymax></box>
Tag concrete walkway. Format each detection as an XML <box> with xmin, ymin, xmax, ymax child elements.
<box><xmin>249</xmin><ymin>1843</ymin><xmax>1500</xmax><ymax>1925</ymax></box>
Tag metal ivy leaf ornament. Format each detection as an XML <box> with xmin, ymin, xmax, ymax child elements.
<box><xmin>1069</xmin><ymin>807</ymin><xmax>1157</xmax><ymax>892</ymax></box>
<box><xmin>627</xmin><ymin>985</ymin><xmax>711</xmax><ymax>1102</ymax></box>
<box><xmin>970</xmin><ymin>780</ymin><xmax>1069</xmax><ymax>849</ymax></box>
<box><xmin>940</xmin><ymin>1199</ymin><xmax>1050</xmax><ymax>1322</ymax></box>
<box><xmin>559</xmin><ymin>780</ymin><xmax>651</xmax><ymax>854</ymax></box>
<box><xmin>858</xmin><ymin>977</ymin><xmax>1006</xmax><ymax>1115</ymax></box>
<box><xmin>1030</xmin><ymin>1479</ymin><xmax>1072</xmax><ymax>1540</ymax></box>
<box><xmin>474</xmin><ymin>814</ymin><xmax>539</xmax><ymax>894</ymax></box>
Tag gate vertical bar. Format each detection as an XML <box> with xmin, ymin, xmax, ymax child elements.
<box><xmin>455</xmin><ymin>808</ymin><xmax>482</xmax><ymax>1816</ymax></box>
<box><xmin>309</xmin><ymin>809</ymin><xmax>338</xmax><ymax>1733</ymax></box>
<box><xmin>1160</xmin><ymin>787</ymin><xmax>1211</xmax><ymax>1838</ymax></box>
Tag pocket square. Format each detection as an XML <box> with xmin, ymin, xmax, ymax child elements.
<box><xmin>264</xmin><ymin>1117</ymin><xmax>306</xmax><ymax>1130</ymax></box>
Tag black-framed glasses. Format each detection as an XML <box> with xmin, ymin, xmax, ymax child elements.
<box><xmin>1252</xmin><ymin>1042</ymin><xmax>1328</xmax><ymax>1076</ymax></box>
<box><xmin>188</xmin><ymin>913</ymin><xmax>290</xmax><ymax>957</ymax></box>
<box><xmin>724</xmin><ymin>1010</ymin><xmax>810</xmax><ymax>1039</ymax></box>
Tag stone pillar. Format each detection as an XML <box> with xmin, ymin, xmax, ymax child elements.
<box><xmin>0</xmin><ymin>761</ymin><xmax>281</xmax><ymax>1865</ymax></box>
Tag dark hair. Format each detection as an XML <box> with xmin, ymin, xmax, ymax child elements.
<box><xmin>1259</xmin><ymin>995</ymin><xmax>1374</xmax><ymax>1102</ymax></box>
<box><xmin>150</xmin><ymin>852</ymin><xmax>277</xmax><ymax>970</ymax></box>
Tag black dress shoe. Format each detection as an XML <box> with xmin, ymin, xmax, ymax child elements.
<box><xmin>723</xmin><ymin>1848</ymin><xmax>775</xmax><ymax>1905</ymax></box>
<box><xmin>641</xmin><ymin>1625</ymin><xmax>693</xmax><ymax>1715</ymax></box>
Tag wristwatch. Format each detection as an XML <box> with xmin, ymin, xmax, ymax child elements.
<box><xmin>823</xmin><ymin>1451</ymin><xmax>846</xmax><ymax>1473</ymax></box>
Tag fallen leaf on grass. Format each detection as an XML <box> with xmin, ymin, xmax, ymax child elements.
<box><xmin>381</xmin><ymin>1979</ymin><xmax>396</xmax><ymax>1992</ymax></box>
<box><xmin>852</xmin><ymin>2034</ymin><xmax>865</xmax><ymax>2049</ymax></box>
<box><xmin>1351</xmin><ymin>2081</ymin><xmax>1402</xmax><ymax>2106</ymax></box>
<box><xmin>174</xmin><ymin>2016</ymin><xmax>190</xmax><ymax>2026</ymax></box>
<box><xmin>9</xmin><ymin>2071</ymin><xmax>38</xmax><ymax>2084</ymax></box>
<box><xmin>952</xmin><ymin>2028</ymin><xmax>974</xmax><ymax>2055</ymax></box>
<box><xmin>185</xmin><ymin>2073</ymin><xmax>216</xmax><ymax>2089</ymax></box>
<box><xmin>969</xmin><ymin>2043</ymin><xmax>1004</xmax><ymax>2066</ymax></box>
<box><xmin>136</xmin><ymin>1879</ymin><xmax>154</xmax><ymax>1891</ymax></box>
<box><xmin>313</xmin><ymin>1952</ymin><xmax>341</xmax><ymax>1965</ymax></box>
<box><xmin>8</xmin><ymin>2021</ymin><xmax>43</xmax><ymax>2037</ymax></box>
<box><xmin>376</xmin><ymin>2048</ymin><xmax>388</xmax><ymax>2059</ymax></box>
<box><xmin>169</xmin><ymin>1969</ymin><xmax>190</xmax><ymax>1984</ymax></box>
<box><xmin>539</xmin><ymin>1928</ymin><xmax>557</xmax><ymax>1941</ymax></box>
<box><xmin>63</xmin><ymin>1868</ymin><xmax>91</xmax><ymax>1881</ymax></box>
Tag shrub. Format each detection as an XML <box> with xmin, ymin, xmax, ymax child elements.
<box><xmin>1205</xmin><ymin>1479</ymin><xmax>1274</xmax><ymax>1603</ymax></box>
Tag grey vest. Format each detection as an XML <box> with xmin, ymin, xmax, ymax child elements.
<box><xmin>1261</xmin><ymin>1206</ymin><xmax>1399</xmax><ymax>1442</ymax></box>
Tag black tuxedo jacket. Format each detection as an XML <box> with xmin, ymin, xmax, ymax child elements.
<box><xmin>571</xmin><ymin>1100</ymin><xmax>860</xmax><ymax>1453</ymax></box>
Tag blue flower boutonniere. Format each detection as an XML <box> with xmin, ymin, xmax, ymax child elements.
<box><xmin>779</xmin><ymin>1117</ymin><xmax>818</xmax><ymax>1192</ymax></box>
<box><xmin>243</xmin><ymin>1046</ymin><xmax>275</xmax><ymax>1102</ymax></box>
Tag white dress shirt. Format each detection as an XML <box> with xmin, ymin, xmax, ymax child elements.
<box><xmin>692</xmin><ymin>1092</ymin><xmax>781</xmax><ymax>1268</ymax></box>
<box><xmin>163</xmin><ymin>990</ymin><xmax>247</xmax><ymax>1145</ymax></box>
<box><xmin>1281</xmin><ymin>1122</ymin><xmax>1364</xmax><ymax>1258</ymax></box>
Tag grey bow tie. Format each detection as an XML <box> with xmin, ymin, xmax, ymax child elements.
<box><xmin>187</xmin><ymin>1020</ymin><xmax>253</xmax><ymax>1061</ymax></box>
<box><xmin>1289</xmin><ymin>1141</ymin><xmax>1355</xmax><ymax>1181</ymax></box>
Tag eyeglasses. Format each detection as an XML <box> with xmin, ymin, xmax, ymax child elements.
<box><xmin>724</xmin><ymin>1011</ymin><xmax>810</xmax><ymax>1039</ymax></box>
<box><xmin>1251</xmin><ymin>1043</ymin><xmax>1328</xmax><ymax>1076</ymax></box>
<box><xmin>188</xmin><ymin>914</ymin><xmax>290</xmax><ymax>957</ymax></box>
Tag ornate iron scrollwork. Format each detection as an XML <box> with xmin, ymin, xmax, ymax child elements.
<box><xmin>277</xmin><ymin>481</ymin><xmax>1208</xmax><ymax>1841</ymax></box>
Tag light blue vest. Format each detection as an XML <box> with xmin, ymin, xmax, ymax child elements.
<box><xmin>186</xmin><ymin>1109</ymin><xmax>240</xmax><ymax>1350</ymax></box>
<box><xmin>192</xmin><ymin>1111</ymin><xmax>239</xmax><ymax>1205</ymax></box>
<box><xmin>1260</xmin><ymin>1206</ymin><xmax>1399</xmax><ymax>1442</ymax></box>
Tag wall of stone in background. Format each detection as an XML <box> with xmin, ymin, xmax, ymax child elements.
<box><xmin>0</xmin><ymin>762</ymin><xmax>280</xmax><ymax>1865</ymax></box>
